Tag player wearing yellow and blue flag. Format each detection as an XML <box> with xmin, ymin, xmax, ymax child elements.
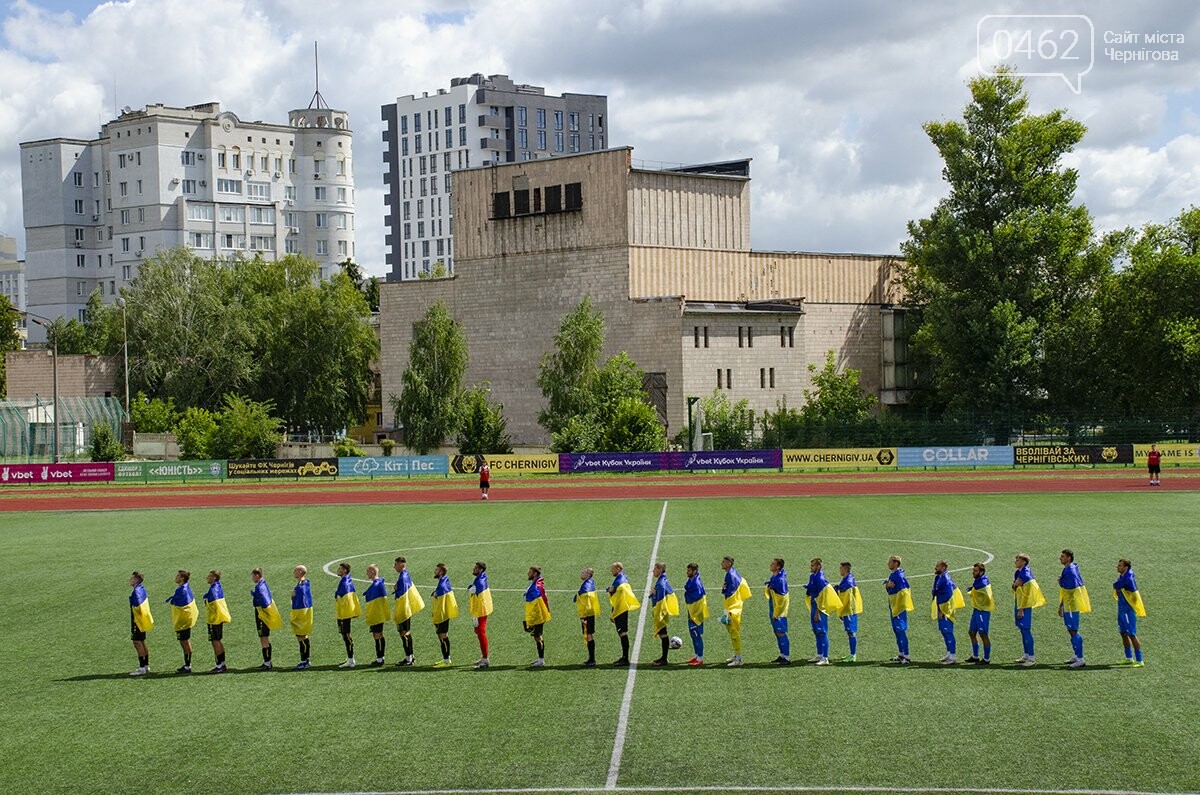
<box><xmin>931</xmin><ymin>561</ymin><xmax>965</xmax><ymax>665</ymax></box>
<box><xmin>431</xmin><ymin>563</ymin><xmax>459</xmax><ymax>668</ymax></box>
<box><xmin>1058</xmin><ymin>549</ymin><xmax>1092</xmax><ymax>669</ymax></box>
<box><xmin>128</xmin><ymin>571</ymin><xmax>153</xmax><ymax>677</ymax></box>
<box><xmin>524</xmin><ymin>566</ymin><xmax>551</xmax><ymax>667</ymax></box>
<box><xmin>607</xmin><ymin>562</ymin><xmax>640</xmax><ymax>667</ymax></box>
<box><xmin>719</xmin><ymin>556</ymin><xmax>752</xmax><ymax>667</ymax></box>
<box><xmin>684</xmin><ymin>563</ymin><xmax>709</xmax><ymax>666</ymax></box>
<box><xmin>251</xmin><ymin>567</ymin><xmax>282</xmax><ymax>670</ymax></box>
<box><xmin>167</xmin><ymin>570</ymin><xmax>199</xmax><ymax>674</ymax></box>
<box><xmin>885</xmin><ymin>556</ymin><xmax>915</xmax><ymax>665</ymax></box>
<box><xmin>469</xmin><ymin>562</ymin><xmax>494</xmax><ymax>669</ymax></box>
<box><xmin>291</xmin><ymin>565</ymin><xmax>314</xmax><ymax>670</ymax></box>
<box><xmin>1012</xmin><ymin>554</ymin><xmax>1046</xmax><ymax>666</ymax></box>
<box><xmin>364</xmin><ymin>564</ymin><xmax>391</xmax><ymax>667</ymax></box>
<box><xmin>765</xmin><ymin>558</ymin><xmax>791</xmax><ymax>665</ymax></box>
<box><xmin>805</xmin><ymin>558</ymin><xmax>842</xmax><ymax>666</ymax></box>
<box><xmin>834</xmin><ymin>562</ymin><xmax>863</xmax><ymax>663</ymax></box>
<box><xmin>1114</xmin><ymin>559</ymin><xmax>1146</xmax><ymax>667</ymax></box>
<box><xmin>650</xmin><ymin>562</ymin><xmax>680</xmax><ymax>667</ymax></box>
<box><xmin>334</xmin><ymin>562</ymin><xmax>362</xmax><ymax>669</ymax></box>
<box><xmin>966</xmin><ymin>563</ymin><xmax>994</xmax><ymax>665</ymax></box>
<box><xmin>575</xmin><ymin>567</ymin><xmax>601</xmax><ymax>668</ymax></box>
<box><xmin>392</xmin><ymin>556</ymin><xmax>425</xmax><ymax>666</ymax></box>
<box><xmin>203</xmin><ymin>570</ymin><xmax>232</xmax><ymax>674</ymax></box>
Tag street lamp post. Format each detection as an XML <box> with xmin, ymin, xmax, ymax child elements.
<box><xmin>116</xmin><ymin>297</ymin><xmax>129</xmax><ymax>414</ymax></box>
<box><xmin>25</xmin><ymin>314</ymin><xmax>59</xmax><ymax>463</ymax></box>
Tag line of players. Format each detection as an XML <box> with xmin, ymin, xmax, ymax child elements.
<box><xmin>124</xmin><ymin>551</ymin><xmax>1148</xmax><ymax>676</ymax></box>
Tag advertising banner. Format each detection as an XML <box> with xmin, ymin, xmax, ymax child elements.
<box><xmin>227</xmin><ymin>458</ymin><xmax>338</xmax><ymax>479</ymax></box>
<box><xmin>897</xmin><ymin>446</ymin><xmax>1015</xmax><ymax>468</ymax></box>
<box><xmin>338</xmin><ymin>456</ymin><xmax>449</xmax><ymax>477</ymax></box>
<box><xmin>1013</xmin><ymin>445</ymin><xmax>1133</xmax><ymax>465</ymax></box>
<box><xmin>114</xmin><ymin>460</ymin><xmax>227</xmax><ymax>482</ymax></box>
<box><xmin>0</xmin><ymin>462</ymin><xmax>114</xmax><ymax>484</ymax></box>
<box><xmin>667</xmin><ymin>449</ymin><xmax>782</xmax><ymax>470</ymax></box>
<box><xmin>558</xmin><ymin>452</ymin><xmax>669</xmax><ymax>473</ymax></box>
<box><xmin>782</xmin><ymin>448</ymin><xmax>898</xmax><ymax>470</ymax></box>
<box><xmin>1133</xmin><ymin>443</ymin><xmax>1199</xmax><ymax>464</ymax></box>
<box><xmin>450</xmin><ymin>454</ymin><xmax>560</xmax><ymax>475</ymax></box>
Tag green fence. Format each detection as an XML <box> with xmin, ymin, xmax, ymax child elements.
<box><xmin>0</xmin><ymin>397</ymin><xmax>127</xmax><ymax>461</ymax></box>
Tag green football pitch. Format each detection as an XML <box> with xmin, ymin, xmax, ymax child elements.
<box><xmin>0</xmin><ymin>492</ymin><xmax>1195</xmax><ymax>795</ymax></box>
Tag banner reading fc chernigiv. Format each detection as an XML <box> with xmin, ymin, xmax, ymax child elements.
<box><xmin>782</xmin><ymin>448</ymin><xmax>898</xmax><ymax>470</ymax></box>
<box><xmin>450</xmin><ymin>454</ymin><xmax>560</xmax><ymax>474</ymax></box>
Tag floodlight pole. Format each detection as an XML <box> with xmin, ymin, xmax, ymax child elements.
<box><xmin>26</xmin><ymin>313</ymin><xmax>59</xmax><ymax>462</ymax></box>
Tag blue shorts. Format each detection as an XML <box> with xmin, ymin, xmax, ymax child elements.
<box><xmin>1117</xmin><ymin>607</ymin><xmax>1138</xmax><ymax>636</ymax></box>
<box><xmin>891</xmin><ymin>611</ymin><xmax>908</xmax><ymax>633</ymax></box>
<box><xmin>1014</xmin><ymin>606</ymin><xmax>1032</xmax><ymax>630</ymax></box>
<box><xmin>770</xmin><ymin>616</ymin><xmax>788</xmax><ymax>634</ymax></box>
<box><xmin>1062</xmin><ymin>610</ymin><xmax>1081</xmax><ymax>631</ymax></box>
<box><xmin>688</xmin><ymin>618</ymin><xmax>704</xmax><ymax>636</ymax></box>
<box><xmin>809</xmin><ymin>609</ymin><xmax>828</xmax><ymax>634</ymax></box>
<box><xmin>969</xmin><ymin>610</ymin><xmax>991</xmax><ymax>634</ymax></box>
<box><xmin>841</xmin><ymin>615</ymin><xmax>858</xmax><ymax>634</ymax></box>
<box><xmin>937</xmin><ymin>615</ymin><xmax>955</xmax><ymax>635</ymax></box>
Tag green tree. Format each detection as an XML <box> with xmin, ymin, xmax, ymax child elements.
<box><xmin>391</xmin><ymin>301</ymin><xmax>468</xmax><ymax>454</ymax></box>
<box><xmin>538</xmin><ymin>296</ymin><xmax>604</xmax><ymax>436</ymax></box>
<box><xmin>697</xmin><ymin>390</ymin><xmax>757</xmax><ymax>450</ymax></box>
<box><xmin>549</xmin><ymin>352</ymin><xmax>665</xmax><ymax>452</ymax></box>
<box><xmin>209</xmin><ymin>394</ymin><xmax>283</xmax><ymax>459</ymax></box>
<box><xmin>802</xmin><ymin>351</ymin><xmax>878</xmax><ymax>424</ymax></box>
<box><xmin>89</xmin><ymin>421</ymin><xmax>123</xmax><ymax>461</ymax></box>
<box><xmin>333</xmin><ymin>436</ymin><xmax>365</xmax><ymax>457</ymax></box>
<box><xmin>0</xmin><ymin>295</ymin><xmax>21</xmax><ymax>397</ymax></box>
<box><xmin>900</xmin><ymin>68</ymin><xmax>1101</xmax><ymax>435</ymax></box>
<box><xmin>129</xmin><ymin>391</ymin><xmax>178</xmax><ymax>433</ymax></box>
<box><xmin>760</xmin><ymin>353</ymin><xmax>878</xmax><ymax>448</ymax></box>
<box><xmin>456</xmin><ymin>383</ymin><xmax>514</xmax><ymax>455</ymax></box>
<box><xmin>175</xmin><ymin>407</ymin><xmax>218</xmax><ymax>460</ymax></box>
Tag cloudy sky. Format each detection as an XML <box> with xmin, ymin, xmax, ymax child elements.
<box><xmin>2</xmin><ymin>0</ymin><xmax>1199</xmax><ymax>275</ymax></box>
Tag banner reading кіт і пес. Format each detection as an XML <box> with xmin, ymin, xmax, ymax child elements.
<box><xmin>897</xmin><ymin>446</ymin><xmax>1015</xmax><ymax>467</ymax></box>
<box><xmin>338</xmin><ymin>456</ymin><xmax>449</xmax><ymax>477</ymax></box>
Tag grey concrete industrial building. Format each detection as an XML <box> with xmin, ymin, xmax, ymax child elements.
<box><xmin>382</xmin><ymin>74</ymin><xmax>607</xmax><ymax>282</ymax></box>
<box><xmin>379</xmin><ymin>147</ymin><xmax>909</xmax><ymax>446</ymax></box>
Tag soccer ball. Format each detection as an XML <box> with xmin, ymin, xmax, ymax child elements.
<box><xmin>669</xmin><ymin>636</ymin><xmax>683</xmax><ymax>650</ymax></box>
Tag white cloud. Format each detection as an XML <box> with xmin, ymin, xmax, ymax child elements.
<box><xmin>2</xmin><ymin>0</ymin><xmax>1199</xmax><ymax>275</ymax></box>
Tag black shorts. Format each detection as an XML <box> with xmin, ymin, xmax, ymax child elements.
<box><xmin>176</xmin><ymin>627</ymin><xmax>192</xmax><ymax>641</ymax></box>
<box><xmin>530</xmin><ymin>622</ymin><xmax>544</xmax><ymax>638</ymax></box>
<box><xmin>255</xmin><ymin>614</ymin><xmax>270</xmax><ymax>638</ymax></box>
<box><xmin>580</xmin><ymin>615</ymin><xmax>596</xmax><ymax>635</ymax></box>
<box><xmin>613</xmin><ymin>612</ymin><xmax>629</xmax><ymax>634</ymax></box>
<box><xmin>480</xmin><ymin>480</ymin><xmax>490</xmax><ymax>488</ymax></box>
<box><xmin>130</xmin><ymin>615</ymin><xmax>146</xmax><ymax>642</ymax></box>
<box><xmin>396</xmin><ymin>619</ymin><xmax>411</xmax><ymax>634</ymax></box>
<box><xmin>337</xmin><ymin>618</ymin><xmax>353</xmax><ymax>635</ymax></box>
<box><xmin>435</xmin><ymin>620</ymin><xmax>450</xmax><ymax>635</ymax></box>
<box><xmin>207</xmin><ymin>623</ymin><xmax>224</xmax><ymax>642</ymax></box>
<box><xmin>1149</xmin><ymin>464</ymin><xmax>1161</xmax><ymax>474</ymax></box>
<box><xmin>369</xmin><ymin>622</ymin><xmax>384</xmax><ymax>634</ymax></box>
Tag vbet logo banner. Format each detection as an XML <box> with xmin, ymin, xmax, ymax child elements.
<box><xmin>559</xmin><ymin>452</ymin><xmax>669</xmax><ymax>473</ymax></box>
<box><xmin>115</xmin><ymin>460</ymin><xmax>226</xmax><ymax>482</ymax></box>
<box><xmin>338</xmin><ymin>456</ymin><xmax>449</xmax><ymax>477</ymax></box>
<box><xmin>0</xmin><ymin>462</ymin><xmax>114</xmax><ymax>484</ymax></box>
<box><xmin>668</xmin><ymin>449</ymin><xmax>782</xmax><ymax>470</ymax></box>
<box><xmin>897</xmin><ymin>446</ymin><xmax>1015</xmax><ymax>467</ymax></box>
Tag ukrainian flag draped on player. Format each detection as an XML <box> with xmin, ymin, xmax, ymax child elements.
<box><xmin>722</xmin><ymin>568</ymin><xmax>752</xmax><ymax>614</ymax></box>
<box><xmin>887</xmin><ymin>569</ymin><xmax>915</xmax><ymax>617</ymax></box>
<box><xmin>392</xmin><ymin>568</ymin><xmax>425</xmax><ymax>623</ymax></box>
<box><xmin>609</xmin><ymin>571</ymin><xmax>640</xmax><ymax>618</ymax></box>
<box><xmin>252</xmin><ymin>579</ymin><xmax>284</xmax><ymax>630</ymax></box>
<box><xmin>836</xmin><ymin>573</ymin><xmax>863</xmax><ymax>618</ymax></box>
<box><xmin>766</xmin><ymin>569</ymin><xmax>791</xmax><ymax>620</ymax></box>
<box><xmin>130</xmin><ymin>582</ymin><xmax>154</xmax><ymax>633</ymax></box>
<box><xmin>1058</xmin><ymin>563</ymin><xmax>1092</xmax><ymax>614</ymax></box>
<box><xmin>804</xmin><ymin>571</ymin><xmax>841</xmax><ymax>617</ymax></box>
<box><xmin>1014</xmin><ymin>565</ymin><xmax>1047</xmax><ymax>610</ymax></box>
<box><xmin>525</xmin><ymin>576</ymin><xmax>551</xmax><ymax>626</ymax></box>
<box><xmin>684</xmin><ymin>573</ymin><xmax>710</xmax><ymax>624</ymax></box>
<box><xmin>469</xmin><ymin>571</ymin><xmax>494</xmax><ymax>619</ymax></box>
<box><xmin>967</xmin><ymin>574</ymin><xmax>994</xmax><ymax>612</ymax></box>
<box><xmin>931</xmin><ymin>573</ymin><xmax>967</xmax><ymax>621</ymax></box>
<box><xmin>168</xmin><ymin>582</ymin><xmax>199</xmax><ymax>632</ymax></box>
<box><xmin>335</xmin><ymin>573</ymin><xmax>363</xmax><ymax>620</ymax></box>
<box><xmin>431</xmin><ymin>575</ymin><xmax>459</xmax><ymax>623</ymax></box>
<box><xmin>290</xmin><ymin>578</ymin><xmax>313</xmax><ymax>635</ymax></box>
<box><xmin>364</xmin><ymin>577</ymin><xmax>390</xmax><ymax>626</ymax></box>
<box><xmin>204</xmin><ymin>581</ymin><xmax>232</xmax><ymax>625</ymax></box>
<box><xmin>575</xmin><ymin>576</ymin><xmax>600</xmax><ymax>618</ymax></box>
<box><xmin>651</xmin><ymin>572</ymin><xmax>680</xmax><ymax>632</ymax></box>
<box><xmin>1114</xmin><ymin>569</ymin><xmax>1147</xmax><ymax>616</ymax></box>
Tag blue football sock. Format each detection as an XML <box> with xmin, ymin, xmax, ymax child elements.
<box><xmin>778</xmin><ymin>634</ymin><xmax>789</xmax><ymax>657</ymax></box>
<box><xmin>1020</xmin><ymin>628</ymin><xmax>1034</xmax><ymax>656</ymax></box>
<box><xmin>1071</xmin><ymin>634</ymin><xmax>1084</xmax><ymax>659</ymax></box>
<box><xmin>972</xmin><ymin>640</ymin><xmax>980</xmax><ymax>657</ymax></box>
<box><xmin>897</xmin><ymin>631</ymin><xmax>909</xmax><ymax>656</ymax></box>
<box><xmin>1124</xmin><ymin>645</ymin><xmax>1133</xmax><ymax>659</ymax></box>
<box><xmin>848</xmin><ymin>634</ymin><xmax>857</xmax><ymax>655</ymax></box>
<box><xmin>983</xmin><ymin>644</ymin><xmax>991</xmax><ymax>660</ymax></box>
<box><xmin>1135</xmin><ymin>647</ymin><xmax>1143</xmax><ymax>662</ymax></box>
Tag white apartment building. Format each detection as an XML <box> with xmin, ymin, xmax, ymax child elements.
<box><xmin>20</xmin><ymin>101</ymin><xmax>355</xmax><ymax>342</ymax></box>
<box><xmin>382</xmin><ymin>74</ymin><xmax>607</xmax><ymax>282</ymax></box>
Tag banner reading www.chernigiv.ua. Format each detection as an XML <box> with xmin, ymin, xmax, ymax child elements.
<box><xmin>782</xmin><ymin>448</ymin><xmax>898</xmax><ymax>470</ymax></box>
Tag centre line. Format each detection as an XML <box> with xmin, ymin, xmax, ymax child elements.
<box><xmin>604</xmin><ymin>499</ymin><xmax>668</xmax><ymax>790</ymax></box>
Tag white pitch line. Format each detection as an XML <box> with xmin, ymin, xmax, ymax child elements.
<box><xmin>604</xmin><ymin>499</ymin><xmax>668</xmax><ymax>791</ymax></box>
<box><xmin>280</xmin><ymin>785</ymin><xmax>1196</xmax><ymax>795</ymax></box>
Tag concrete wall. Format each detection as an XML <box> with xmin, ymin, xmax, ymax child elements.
<box><xmin>627</xmin><ymin>169</ymin><xmax>750</xmax><ymax>251</ymax></box>
<box><xmin>4</xmin><ymin>350</ymin><xmax>119</xmax><ymax>399</ymax></box>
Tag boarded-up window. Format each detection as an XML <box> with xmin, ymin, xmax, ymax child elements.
<box><xmin>565</xmin><ymin>182</ymin><xmax>582</xmax><ymax>211</ymax></box>
<box><xmin>544</xmin><ymin>185</ymin><xmax>562</xmax><ymax>213</ymax></box>
<box><xmin>492</xmin><ymin>191</ymin><xmax>510</xmax><ymax>218</ymax></box>
<box><xmin>533</xmin><ymin>187</ymin><xmax>542</xmax><ymax>213</ymax></box>
<box><xmin>513</xmin><ymin>189</ymin><xmax>530</xmax><ymax>215</ymax></box>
